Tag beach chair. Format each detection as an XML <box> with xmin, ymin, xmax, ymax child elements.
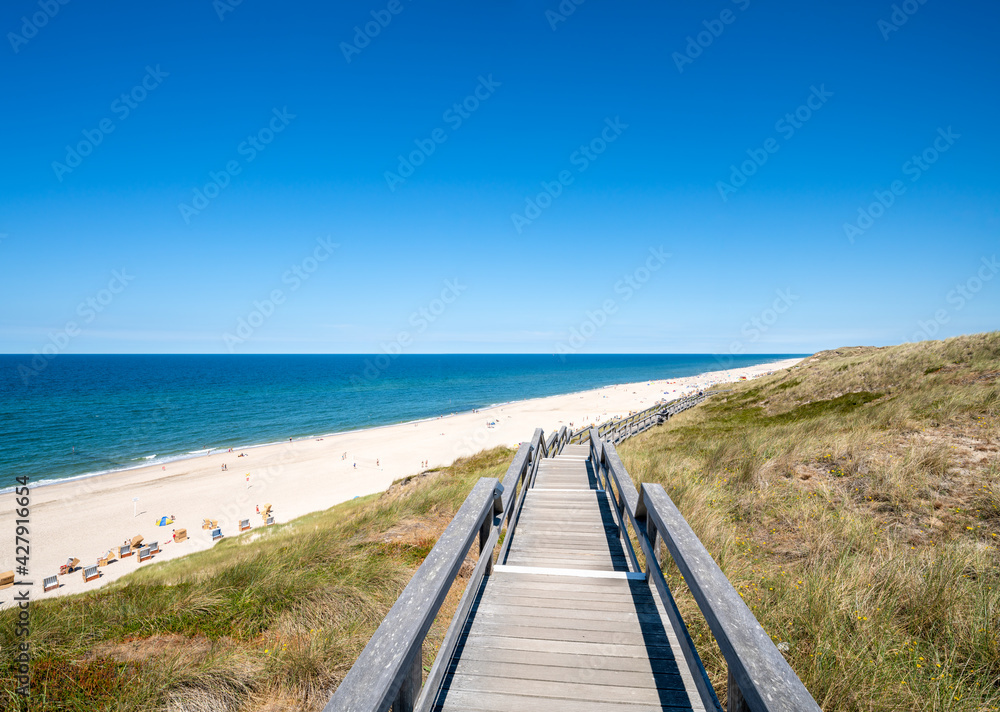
<box><xmin>59</xmin><ymin>558</ymin><xmax>80</xmax><ymax>575</ymax></box>
<box><xmin>137</xmin><ymin>546</ymin><xmax>153</xmax><ymax>562</ymax></box>
<box><xmin>202</xmin><ymin>518</ymin><xmax>213</xmax><ymax>530</ymax></box>
<box><xmin>119</xmin><ymin>544</ymin><xmax>133</xmax><ymax>558</ymax></box>
<box><xmin>211</xmin><ymin>527</ymin><xmax>223</xmax><ymax>541</ymax></box>
<box><xmin>130</xmin><ymin>535</ymin><xmax>144</xmax><ymax>551</ymax></box>
<box><xmin>82</xmin><ymin>565</ymin><xmax>100</xmax><ymax>583</ymax></box>
<box><xmin>148</xmin><ymin>541</ymin><xmax>160</xmax><ymax>554</ymax></box>
<box><xmin>0</xmin><ymin>570</ymin><xmax>13</xmax><ymax>590</ymax></box>
<box><xmin>43</xmin><ymin>575</ymin><xmax>59</xmax><ymax>592</ymax></box>
<box><xmin>266</xmin><ymin>516</ymin><xmax>275</xmax><ymax>526</ymax></box>
<box><xmin>173</xmin><ymin>528</ymin><xmax>187</xmax><ymax>543</ymax></box>
<box><xmin>239</xmin><ymin>518</ymin><xmax>251</xmax><ymax>532</ymax></box>
<box><xmin>97</xmin><ymin>556</ymin><xmax>109</xmax><ymax>567</ymax></box>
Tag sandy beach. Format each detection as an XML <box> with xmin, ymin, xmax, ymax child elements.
<box><xmin>0</xmin><ymin>358</ymin><xmax>800</xmax><ymax>608</ymax></box>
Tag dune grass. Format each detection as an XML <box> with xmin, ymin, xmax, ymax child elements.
<box><xmin>4</xmin><ymin>333</ymin><xmax>998</xmax><ymax>711</ymax></box>
<box><xmin>0</xmin><ymin>448</ymin><xmax>512</xmax><ymax>712</ymax></box>
<box><xmin>619</xmin><ymin>332</ymin><xmax>1000</xmax><ymax>711</ymax></box>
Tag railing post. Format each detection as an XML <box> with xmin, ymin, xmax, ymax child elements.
<box><xmin>393</xmin><ymin>647</ymin><xmax>422</xmax><ymax>712</ymax></box>
<box><xmin>727</xmin><ymin>668</ymin><xmax>749</xmax><ymax>712</ymax></box>
<box><xmin>479</xmin><ymin>515</ymin><xmax>493</xmax><ymax>575</ymax></box>
<box><xmin>645</xmin><ymin>515</ymin><xmax>662</xmax><ymax>571</ymax></box>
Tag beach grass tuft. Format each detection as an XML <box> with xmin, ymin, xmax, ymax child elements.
<box><xmin>619</xmin><ymin>331</ymin><xmax>1000</xmax><ymax>710</ymax></box>
<box><xmin>0</xmin><ymin>448</ymin><xmax>511</xmax><ymax>711</ymax></box>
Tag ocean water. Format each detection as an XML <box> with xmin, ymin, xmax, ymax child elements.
<box><xmin>0</xmin><ymin>354</ymin><xmax>801</xmax><ymax>490</ymax></box>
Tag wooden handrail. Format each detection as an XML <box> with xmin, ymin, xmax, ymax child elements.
<box><xmin>592</xmin><ymin>435</ymin><xmax>720</xmax><ymax>710</ymax></box>
<box><xmin>324</xmin><ymin>477</ymin><xmax>503</xmax><ymax>712</ymax></box>
<box><xmin>638</xmin><ymin>484</ymin><xmax>821</xmax><ymax>712</ymax></box>
<box><xmin>593</xmin><ymin>431</ymin><xmax>821</xmax><ymax>712</ymax></box>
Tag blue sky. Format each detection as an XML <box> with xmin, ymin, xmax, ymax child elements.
<box><xmin>1</xmin><ymin>0</ymin><xmax>997</xmax><ymax>355</ymax></box>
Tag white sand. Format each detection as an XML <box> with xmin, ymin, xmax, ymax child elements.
<box><xmin>0</xmin><ymin>358</ymin><xmax>801</xmax><ymax>608</ymax></box>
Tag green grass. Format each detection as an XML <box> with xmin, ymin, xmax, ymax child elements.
<box><xmin>0</xmin><ymin>448</ymin><xmax>512</xmax><ymax>711</ymax></box>
<box><xmin>4</xmin><ymin>331</ymin><xmax>999</xmax><ymax>711</ymax></box>
<box><xmin>619</xmin><ymin>331</ymin><xmax>1000</xmax><ymax>711</ymax></box>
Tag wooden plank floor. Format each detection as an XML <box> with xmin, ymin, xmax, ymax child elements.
<box><xmin>431</xmin><ymin>445</ymin><xmax>705</xmax><ymax>711</ymax></box>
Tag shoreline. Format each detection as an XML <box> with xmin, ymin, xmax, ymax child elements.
<box><xmin>5</xmin><ymin>356</ymin><xmax>798</xmax><ymax>495</ymax></box>
<box><xmin>0</xmin><ymin>357</ymin><xmax>802</xmax><ymax>608</ymax></box>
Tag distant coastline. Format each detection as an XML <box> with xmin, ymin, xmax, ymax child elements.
<box><xmin>0</xmin><ymin>353</ymin><xmax>804</xmax><ymax>490</ymax></box>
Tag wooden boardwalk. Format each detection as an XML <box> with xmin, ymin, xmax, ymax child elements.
<box><xmin>430</xmin><ymin>444</ymin><xmax>707</xmax><ymax>711</ymax></box>
<box><xmin>326</xmin><ymin>405</ymin><xmax>821</xmax><ymax>712</ymax></box>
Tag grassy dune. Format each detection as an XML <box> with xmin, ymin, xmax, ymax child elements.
<box><xmin>619</xmin><ymin>332</ymin><xmax>1000</xmax><ymax>711</ymax></box>
<box><xmin>3</xmin><ymin>333</ymin><xmax>998</xmax><ymax>711</ymax></box>
<box><xmin>0</xmin><ymin>449</ymin><xmax>512</xmax><ymax>711</ymax></box>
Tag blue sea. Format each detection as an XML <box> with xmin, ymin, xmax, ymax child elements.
<box><xmin>0</xmin><ymin>354</ymin><xmax>801</xmax><ymax>491</ymax></box>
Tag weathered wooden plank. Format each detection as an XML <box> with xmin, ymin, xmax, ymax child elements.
<box><xmin>482</xmin><ymin>583</ymin><xmax>663</xmax><ymax>603</ymax></box>
<box><xmin>460</xmin><ymin>633</ymin><xmax>678</xmax><ymax>659</ymax></box>
<box><xmin>441</xmin><ymin>672</ymin><xmax>693</xmax><ymax>706</ymax></box>
<box><xmin>506</xmin><ymin>544</ymin><xmax>623</xmax><ymax>558</ymax></box>
<box><xmin>516</xmin><ymin>508</ymin><xmax>610</xmax><ymax>520</ymax></box>
<box><xmin>434</xmin><ymin>689</ymin><xmax>689</xmax><ymax>712</ymax></box>
<box><xmin>514</xmin><ymin>519</ymin><xmax>611</xmax><ymax>530</ymax></box>
<box><xmin>466</xmin><ymin>611</ymin><xmax>662</xmax><ymax>636</ymax></box>
<box><xmin>506</xmin><ymin>547</ymin><xmax>626</xmax><ymax>561</ymax></box>
<box><xmin>463</xmin><ymin>621</ymin><xmax>662</xmax><ymax>646</ymax></box>
<box><xmin>507</xmin><ymin>532</ymin><xmax>619</xmax><ymax>545</ymax></box>
<box><xmin>449</xmin><ymin>644</ymin><xmax>684</xmax><ymax>675</ymax></box>
<box><xmin>474</xmin><ymin>601</ymin><xmax>670</xmax><ymax>624</ymax></box>
<box><xmin>516</xmin><ymin>507</ymin><xmax>611</xmax><ymax>518</ymax></box>
<box><xmin>505</xmin><ymin>547</ymin><xmax>625</xmax><ymax>560</ymax></box>
<box><xmin>448</xmin><ymin>658</ymin><xmax>689</xmax><ymax>691</ymax></box>
<box><xmin>531</xmin><ymin>479</ymin><xmax>593</xmax><ymax>488</ymax></box>
<box><xmin>502</xmin><ymin>556</ymin><xmax>627</xmax><ymax>570</ymax></box>
<box><xmin>477</xmin><ymin>593</ymin><xmax>664</xmax><ymax>612</ymax></box>
<box><xmin>517</xmin><ymin>503</ymin><xmax>605</xmax><ymax>514</ymax></box>
<box><xmin>484</xmin><ymin>574</ymin><xmax>655</xmax><ymax>594</ymax></box>
<box><xmin>480</xmin><ymin>585</ymin><xmax>665</xmax><ymax>607</ymax></box>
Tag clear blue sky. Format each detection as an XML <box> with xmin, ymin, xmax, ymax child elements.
<box><xmin>1</xmin><ymin>0</ymin><xmax>997</xmax><ymax>355</ymax></box>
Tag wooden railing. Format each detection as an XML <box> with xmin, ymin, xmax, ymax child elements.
<box><xmin>326</xmin><ymin>390</ymin><xmax>819</xmax><ymax>712</ymax></box>
<box><xmin>570</xmin><ymin>392</ymin><xmax>710</xmax><ymax>445</ymax></box>
<box><xmin>590</xmin><ymin>430</ymin><xmax>821</xmax><ymax>712</ymax></box>
<box><xmin>324</xmin><ymin>427</ymin><xmax>562</xmax><ymax>712</ymax></box>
